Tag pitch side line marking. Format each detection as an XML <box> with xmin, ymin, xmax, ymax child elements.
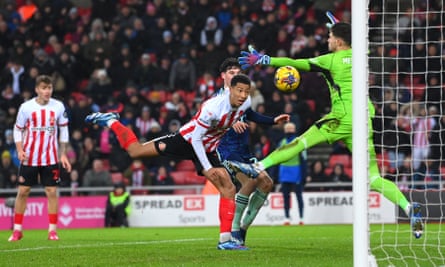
<box><xmin>1</xmin><ymin>238</ymin><xmax>212</xmax><ymax>253</ymax></box>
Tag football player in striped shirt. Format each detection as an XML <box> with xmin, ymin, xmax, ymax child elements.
<box><xmin>86</xmin><ymin>74</ymin><xmax>253</xmax><ymax>250</ymax></box>
<box><xmin>9</xmin><ymin>75</ymin><xmax>72</xmax><ymax>242</ymax></box>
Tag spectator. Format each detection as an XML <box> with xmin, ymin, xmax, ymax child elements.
<box><xmin>327</xmin><ymin>163</ymin><xmax>352</xmax><ymax>191</ymax></box>
<box><xmin>169</xmin><ymin>52</ymin><xmax>196</xmax><ymax>92</ymax></box>
<box><xmin>306</xmin><ymin>160</ymin><xmax>329</xmax><ymax>192</ymax></box>
<box><xmin>153</xmin><ymin>56</ymin><xmax>171</xmax><ymax>90</ymax></box>
<box><xmin>105</xmin><ymin>182</ymin><xmax>131</xmax><ymax>227</ymax></box>
<box><xmin>0</xmin><ymin>150</ymin><xmax>18</xmax><ymax>189</ymax></box>
<box><xmin>152</xmin><ymin>165</ymin><xmax>175</xmax><ymax>195</ymax></box>
<box><xmin>249</xmin><ymin>81</ymin><xmax>264</xmax><ymax>112</ymax></box>
<box><xmin>98</xmin><ymin>127</ymin><xmax>113</xmax><ymax>158</ymax></box>
<box><xmin>196</xmin><ymin>71</ymin><xmax>216</xmax><ymax>99</ymax></box>
<box><xmin>0</xmin><ymin>58</ymin><xmax>26</xmax><ymax>96</ymax></box>
<box><xmin>132</xmin><ymin>53</ymin><xmax>159</xmax><ymax>91</ymax></box>
<box><xmin>410</xmin><ymin>104</ymin><xmax>436</xmax><ymax>171</ymax></box>
<box><xmin>78</xmin><ymin>136</ymin><xmax>101</xmax><ymax>174</ymax></box>
<box><xmin>135</xmin><ymin>106</ymin><xmax>160</xmax><ymax>138</ymax></box>
<box><xmin>200</xmin><ymin>16</ymin><xmax>223</xmax><ymax>48</ymax></box>
<box><xmin>87</xmin><ymin>68</ymin><xmax>113</xmax><ymax>107</ymax></box>
<box><xmin>396</xmin><ymin>156</ymin><xmax>413</xmax><ymax>192</ymax></box>
<box><xmin>4</xmin><ymin>129</ymin><xmax>19</xmax><ymax>167</ymax></box>
<box><xmin>198</xmin><ymin>42</ymin><xmax>224</xmax><ymax>76</ymax></box>
<box><xmin>31</xmin><ymin>48</ymin><xmax>54</xmax><ymax>75</ymax></box>
<box><xmin>82</xmin><ymin>159</ymin><xmax>112</xmax><ymax>195</ymax></box>
<box><xmin>123</xmin><ymin>159</ymin><xmax>152</xmax><ymax>195</ymax></box>
<box><xmin>0</xmin><ymin>83</ymin><xmax>23</xmax><ymax>112</ymax></box>
<box><xmin>413</xmin><ymin>159</ymin><xmax>440</xmax><ymax>190</ymax></box>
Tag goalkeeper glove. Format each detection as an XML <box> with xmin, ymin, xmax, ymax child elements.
<box><xmin>325</xmin><ymin>11</ymin><xmax>340</xmax><ymax>29</ymax></box>
<box><xmin>238</xmin><ymin>45</ymin><xmax>270</xmax><ymax>70</ymax></box>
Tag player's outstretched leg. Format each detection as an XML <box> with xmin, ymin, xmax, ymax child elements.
<box><xmin>223</xmin><ymin>160</ymin><xmax>260</xmax><ymax>178</ymax></box>
<box><xmin>85</xmin><ymin>112</ymin><xmax>120</xmax><ymax>127</ymax></box>
<box><xmin>410</xmin><ymin>202</ymin><xmax>423</xmax><ymax>239</ymax></box>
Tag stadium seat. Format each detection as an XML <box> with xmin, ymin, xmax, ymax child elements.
<box><xmin>170</xmin><ymin>171</ymin><xmax>187</xmax><ymax>185</ymax></box>
<box><xmin>344</xmin><ymin>167</ymin><xmax>353</xmax><ymax>179</ymax></box>
<box><xmin>328</xmin><ymin>154</ymin><xmax>352</xmax><ymax>169</ymax></box>
<box><xmin>305</xmin><ymin>99</ymin><xmax>316</xmax><ymax>112</ymax></box>
<box><xmin>102</xmin><ymin>159</ymin><xmax>111</xmax><ymax>171</ymax></box>
<box><xmin>324</xmin><ymin>167</ymin><xmax>352</xmax><ymax>179</ymax></box>
<box><xmin>175</xmin><ymin>160</ymin><xmax>195</xmax><ymax>171</ymax></box>
<box><xmin>173</xmin><ymin>189</ymin><xmax>198</xmax><ymax>195</ymax></box>
<box><xmin>111</xmin><ymin>172</ymin><xmax>123</xmax><ymax>184</ymax></box>
<box><xmin>376</xmin><ymin>151</ymin><xmax>391</xmax><ymax>171</ymax></box>
<box><xmin>170</xmin><ymin>171</ymin><xmax>206</xmax><ymax>185</ymax></box>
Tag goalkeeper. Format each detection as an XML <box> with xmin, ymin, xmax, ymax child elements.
<box><xmin>228</xmin><ymin>19</ymin><xmax>423</xmax><ymax>238</ymax></box>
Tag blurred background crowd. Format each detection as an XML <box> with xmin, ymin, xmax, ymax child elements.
<box><xmin>0</xmin><ymin>0</ymin><xmax>444</xmax><ymax>194</ymax></box>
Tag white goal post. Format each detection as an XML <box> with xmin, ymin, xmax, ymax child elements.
<box><xmin>362</xmin><ymin>0</ymin><xmax>445</xmax><ymax>266</ymax></box>
<box><xmin>351</xmin><ymin>0</ymin><xmax>370</xmax><ymax>266</ymax></box>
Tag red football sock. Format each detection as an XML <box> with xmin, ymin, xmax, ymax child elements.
<box><xmin>110</xmin><ymin>121</ymin><xmax>138</xmax><ymax>150</ymax></box>
<box><xmin>49</xmin><ymin>213</ymin><xmax>58</xmax><ymax>224</ymax></box>
<box><xmin>219</xmin><ymin>197</ymin><xmax>235</xmax><ymax>233</ymax></box>
<box><xmin>13</xmin><ymin>213</ymin><xmax>24</xmax><ymax>225</ymax></box>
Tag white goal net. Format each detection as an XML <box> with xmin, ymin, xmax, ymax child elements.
<box><xmin>368</xmin><ymin>0</ymin><xmax>445</xmax><ymax>266</ymax></box>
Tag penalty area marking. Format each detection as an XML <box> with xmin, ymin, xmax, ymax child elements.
<box><xmin>1</xmin><ymin>238</ymin><xmax>212</xmax><ymax>253</ymax></box>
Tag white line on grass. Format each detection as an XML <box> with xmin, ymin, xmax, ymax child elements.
<box><xmin>2</xmin><ymin>238</ymin><xmax>212</xmax><ymax>253</ymax></box>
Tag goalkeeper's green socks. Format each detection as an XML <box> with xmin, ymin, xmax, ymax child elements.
<box><xmin>370</xmin><ymin>176</ymin><xmax>410</xmax><ymax>215</ymax></box>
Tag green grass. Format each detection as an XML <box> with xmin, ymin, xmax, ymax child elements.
<box><xmin>0</xmin><ymin>224</ymin><xmax>443</xmax><ymax>267</ymax></box>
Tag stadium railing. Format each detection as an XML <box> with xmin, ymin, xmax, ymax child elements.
<box><xmin>0</xmin><ymin>181</ymin><xmax>441</xmax><ymax>196</ymax></box>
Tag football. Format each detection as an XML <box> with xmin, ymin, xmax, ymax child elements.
<box><xmin>274</xmin><ymin>66</ymin><xmax>301</xmax><ymax>93</ymax></box>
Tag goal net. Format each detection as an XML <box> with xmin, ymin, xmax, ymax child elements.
<box><xmin>368</xmin><ymin>0</ymin><xmax>445</xmax><ymax>266</ymax></box>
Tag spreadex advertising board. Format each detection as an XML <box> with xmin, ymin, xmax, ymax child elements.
<box><xmin>129</xmin><ymin>192</ymin><xmax>396</xmax><ymax>227</ymax></box>
<box><xmin>0</xmin><ymin>192</ymin><xmax>396</xmax><ymax>230</ymax></box>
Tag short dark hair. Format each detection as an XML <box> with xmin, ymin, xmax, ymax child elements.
<box><xmin>35</xmin><ymin>75</ymin><xmax>52</xmax><ymax>86</ymax></box>
<box><xmin>331</xmin><ymin>23</ymin><xmax>351</xmax><ymax>46</ymax></box>
<box><xmin>230</xmin><ymin>74</ymin><xmax>251</xmax><ymax>87</ymax></box>
<box><xmin>219</xmin><ymin>57</ymin><xmax>241</xmax><ymax>73</ymax></box>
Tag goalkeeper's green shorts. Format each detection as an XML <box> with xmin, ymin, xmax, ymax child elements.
<box><xmin>314</xmin><ymin>113</ymin><xmax>354</xmax><ymax>146</ymax></box>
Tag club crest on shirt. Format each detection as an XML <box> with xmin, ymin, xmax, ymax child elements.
<box><xmin>50</xmin><ymin>115</ymin><xmax>56</xmax><ymax>126</ymax></box>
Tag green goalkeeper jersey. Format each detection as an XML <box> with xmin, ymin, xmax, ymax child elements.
<box><xmin>270</xmin><ymin>49</ymin><xmax>375</xmax><ymax>119</ymax></box>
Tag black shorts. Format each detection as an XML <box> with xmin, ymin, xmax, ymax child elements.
<box><xmin>18</xmin><ymin>164</ymin><xmax>61</xmax><ymax>187</ymax></box>
<box><xmin>153</xmin><ymin>132</ymin><xmax>222</xmax><ymax>175</ymax></box>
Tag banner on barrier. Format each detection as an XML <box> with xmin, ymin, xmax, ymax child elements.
<box><xmin>129</xmin><ymin>192</ymin><xmax>396</xmax><ymax>227</ymax></box>
<box><xmin>0</xmin><ymin>192</ymin><xmax>395</xmax><ymax>230</ymax></box>
<box><xmin>0</xmin><ymin>196</ymin><xmax>107</xmax><ymax>230</ymax></box>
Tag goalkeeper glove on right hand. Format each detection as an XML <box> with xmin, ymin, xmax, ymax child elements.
<box><xmin>238</xmin><ymin>45</ymin><xmax>270</xmax><ymax>70</ymax></box>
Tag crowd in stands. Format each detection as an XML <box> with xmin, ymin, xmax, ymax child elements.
<box><xmin>0</xmin><ymin>0</ymin><xmax>444</xmax><ymax>194</ymax></box>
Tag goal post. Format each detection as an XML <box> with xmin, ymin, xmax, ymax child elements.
<box><xmin>351</xmin><ymin>0</ymin><xmax>371</xmax><ymax>266</ymax></box>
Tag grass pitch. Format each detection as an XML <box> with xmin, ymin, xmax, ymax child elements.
<box><xmin>0</xmin><ymin>224</ymin><xmax>443</xmax><ymax>267</ymax></box>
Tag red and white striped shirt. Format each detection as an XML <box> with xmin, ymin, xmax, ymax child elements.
<box><xmin>15</xmin><ymin>98</ymin><xmax>69</xmax><ymax>166</ymax></box>
<box><xmin>135</xmin><ymin>117</ymin><xmax>159</xmax><ymax>136</ymax></box>
<box><xmin>180</xmin><ymin>92</ymin><xmax>251</xmax><ymax>171</ymax></box>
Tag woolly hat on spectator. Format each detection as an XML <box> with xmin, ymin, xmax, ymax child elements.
<box><xmin>163</xmin><ymin>30</ymin><xmax>172</xmax><ymax>39</ymax></box>
<box><xmin>1</xmin><ymin>150</ymin><xmax>11</xmax><ymax>159</ymax></box>
<box><xmin>169</xmin><ymin>119</ymin><xmax>181</xmax><ymax>128</ymax></box>
<box><xmin>142</xmin><ymin>53</ymin><xmax>150</xmax><ymax>60</ymax></box>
